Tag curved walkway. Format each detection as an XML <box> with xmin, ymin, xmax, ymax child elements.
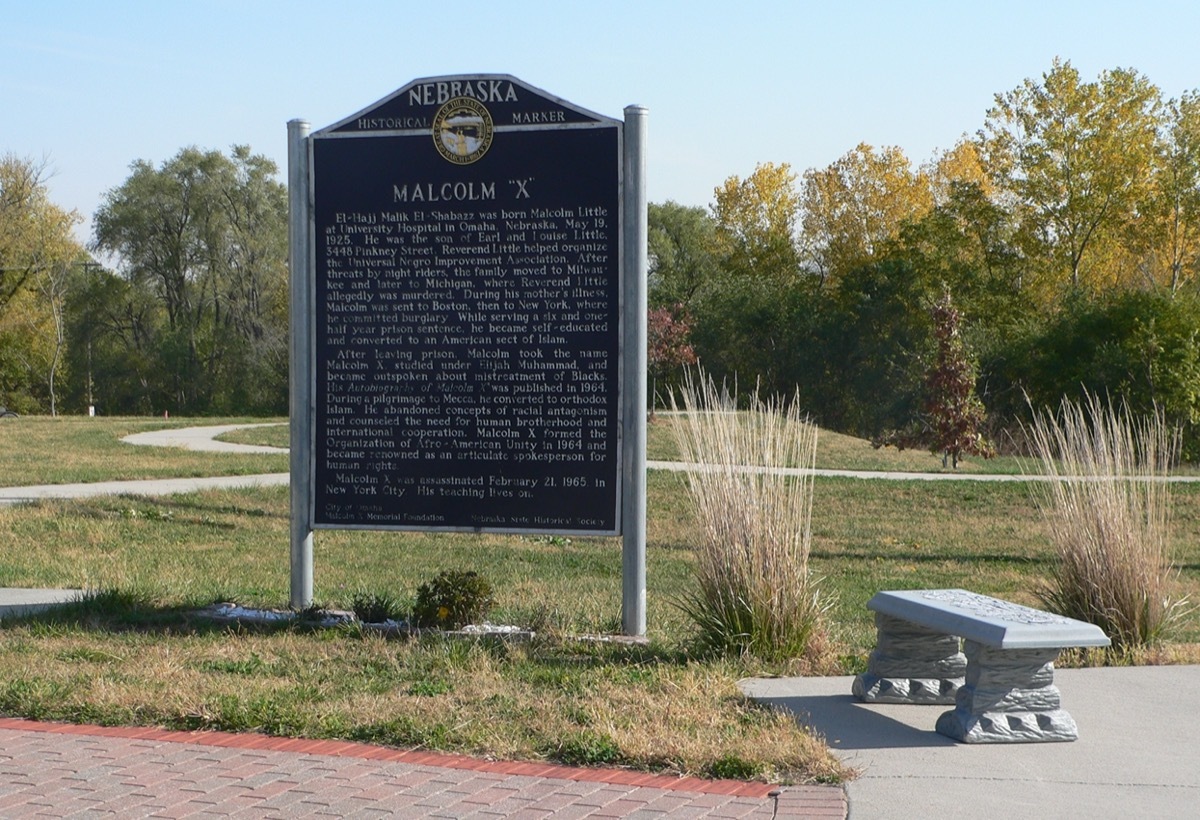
<box><xmin>123</xmin><ymin>422</ymin><xmax>288</xmax><ymax>454</ymax></box>
<box><xmin>0</xmin><ymin>426</ymin><xmax>288</xmax><ymax>506</ymax></box>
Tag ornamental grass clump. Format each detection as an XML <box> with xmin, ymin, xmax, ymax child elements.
<box><xmin>669</xmin><ymin>370</ymin><xmax>831</xmax><ymax>664</ymax></box>
<box><xmin>1027</xmin><ymin>393</ymin><xmax>1191</xmax><ymax>649</ymax></box>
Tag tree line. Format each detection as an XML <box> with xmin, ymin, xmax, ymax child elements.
<box><xmin>2</xmin><ymin>60</ymin><xmax>1198</xmax><ymax>458</ymax></box>
<box><xmin>0</xmin><ymin>146</ymin><xmax>288</xmax><ymax>416</ymax></box>
<box><xmin>651</xmin><ymin>60</ymin><xmax>1200</xmax><ymax>459</ymax></box>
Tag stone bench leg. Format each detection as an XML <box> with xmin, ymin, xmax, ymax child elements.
<box><xmin>853</xmin><ymin>613</ymin><xmax>966</xmax><ymax>704</ymax></box>
<box><xmin>935</xmin><ymin>641</ymin><xmax>1078</xmax><ymax>743</ymax></box>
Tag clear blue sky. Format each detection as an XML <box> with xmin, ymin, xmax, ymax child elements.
<box><xmin>6</xmin><ymin>0</ymin><xmax>1200</xmax><ymax>243</ymax></box>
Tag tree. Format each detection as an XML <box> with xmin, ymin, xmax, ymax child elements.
<box><xmin>0</xmin><ymin>155</ymin><xmax>84</xmax><ymax>412</ymax></box>
<box><xmin>1133</xmin><ymin>92</ymin><xmax>1200</xmax><ymax>293</ymax></box>
<box><xmin>987</xmin><ymin>289</ymin><xmax>1200</xmax><ymax>460</ymax></box>
<box><xmin>981</xmin><ymin>59</ymin><xmax>1162</xmax><ymax>293</ymax></box>
<box><xmin>0</xmin><ymin>155</ymin><xmax>81</xmax><ymax>321</ymax></box>
<box><xmin>800</xmin><ymin>143</ymin><xmax>933</xmax><ymax>286</ymax></box>
<box><xmin>92</xmin><ymin>145</ymin><xmax>288</xmax><ymax>413</ymax></box>
<box><xmin>37</xmin><ymin>260</ymin><xmax>71</xmax><ymax>415</ymax></box>
<box><xmin>711</xmin><ymin>162</ymin><xmax>802</xmax><ymax>279</ymax></box>
<box><xmin>647</xmin><ymin>303</ymin><xmax>697</xmax><ymax>415</ymax></box>
<box><xmin>648</xmin><ymin>201</ymin><xmax>720</xmax><ymax>309</ymax></box>
<box><xmin>926</xmin><ymin>139</ymin><xmax>996</xmax><ymax>205</ymax></box>
<box><xmin>892</xmin><ymin>179</ymin><xmax>1027</xmax><ymax>327</ymax></box>
<box><xmin>923</xmin><ymin>292</ymin><xmax>993</xmax><ymax>468</ymax></box>
<box><xmin>815</xmin><ymin>258</ymin><xmax>936</xmax><ymax>435</ymax></box>
<box><xmin>64</xmin><ymin>265</ymin><xmax>163</xmax><ymax>414</ymax></box>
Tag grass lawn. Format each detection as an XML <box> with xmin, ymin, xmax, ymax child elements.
<box><xmin>0</xmin><ymin>416</ymin><xmax>289</xmax><ymax>485</ymax></box>
<box><xmin>0</xmin><ymin>416</ymin><xmax>1197</xmax><ymax>784</ymax></box>
<box><xmin>220</xmin><ymin>414</ymin><xmax>1028</xmax><ymax>474</ymax></box>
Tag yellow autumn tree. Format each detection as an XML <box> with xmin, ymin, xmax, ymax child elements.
<box><xmin>710</xmin><ymin>162</ymin><xmax>802</xmax><ymax>279</ymax></box>
<box><xmin>0</xmin><ymin>155</ymin><xmax>83</xmax><ymax>412</ymax></box>
<box><xmin>799</xmin><ymin>143</ymin><xmax>933</xmax><ymax>286</ymax></box>
<box><xmin>927</xmin><ymin>139</ymin><xmax>996</xmax><ymax>205</ymax></box>
<box><xmin>981</xmin><ymin>59</ymin><xmax>1162</xmax><ymax>294</ymax></box>
<box><xmin>0</xmin><ymin>155</ymin><xmax>81</xmax><ymax>321</ymax></box>
<box><xmin>1129</xmin><ymin>92</ymin><xmax>1200</xmax><ymax>293</ymax></box>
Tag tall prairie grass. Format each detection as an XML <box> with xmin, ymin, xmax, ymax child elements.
<box><xmin>668</xmin><ymin>372</ymin><xmax>831</xmax><ymax>665</ymax></box>
<box><xmin>1028</xmin><ymin>393</ymin><xmax>1191</xmax><ymax>648</ymax></box>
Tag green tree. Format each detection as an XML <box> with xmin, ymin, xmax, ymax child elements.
<box><xmin>0</xmin><ymin>155</ymin><xmax>85</xmax><ymax>411</ymax></box>
<box><xmin>0</xmin><ymin>155</ymin><xmax>81</xmax><ymax>321</ymax></box>
<box><xmin>64</xmin><ymin>264</ymin><xmax>163</xmax><ymax>414</ymax></box>
<box><xmin>892</xmin><ymin>180</ymin><xmax>1028</xmax><ymax>328</ymax></box>
<box><xmin>985</xmin><ymin>289</ymin><xmax>1200</xmax><ymax>459</ymax></box>
<box><xmin>92</xmin><ymin>145</ymin><xmax>288</xmax><ymax>414</ymax></box>
<box><xmin>813</xmin><ymin>258</ymin><xmax>937</xmax><ymax>435</ymax></box>
<box><xmin>648</xmin><ymin>201</ymin><xmax>720</xmax><ymax>309</ymax></box>
<box><xmin>981</xmin><ymin>59</ymin><xmax>1162</xmax><ymax>294</ymax></box>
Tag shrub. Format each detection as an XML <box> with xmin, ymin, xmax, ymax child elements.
<box><xmin>1027</xmin><ymin>392</ymin><xmax>1191</xmax><ymax>649</ymax></box>
<box><xmin>412</xmin><ymin>570</ymin><xmax>495</xmax><ymax>629</ymax></box>
<box><xmin>986</xmin><ymin>290</ymin><xmax>1200</xmax><ymax>461</ymax></box>
<box><xmin>668</xmin><ymin>369</ymin><xmax>831</xmax><ymax>663</ymax></box>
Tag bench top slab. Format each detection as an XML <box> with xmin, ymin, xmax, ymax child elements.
<box><xmin>867</xmin><ymin>589</ymin><xmax>1111</xmax><ymax>649</ymax></box>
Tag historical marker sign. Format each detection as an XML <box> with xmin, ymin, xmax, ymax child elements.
<box><xmin>309</xmin><ymin>75</ymin><xmax>623</xmax><ymax>534</ymax></box>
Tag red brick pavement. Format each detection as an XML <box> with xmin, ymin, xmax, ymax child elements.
<box><xmin>0</xmin><ymin>718</ymin><xmax>846</xmax><ymax>818</ymax></box>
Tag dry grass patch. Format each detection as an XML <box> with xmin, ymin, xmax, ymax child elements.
<box><xmin>0</xmin><ymin>621</ymin><xmax>846</xmax><ymax>784</ymax></box>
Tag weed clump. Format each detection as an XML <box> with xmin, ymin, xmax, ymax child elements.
<box><xmin>669</xmin><ymin>370</ymin><xmax>832</xmax><ymax>664</ymax></box>
<box><xmin>1028</xmin><ymin>393</ymin><xmax>1191</xmax><ymax>649</ymax></box>
<box><xmin>350</xmin><ymin>590</ymin><xmax>405</xmax><ymax>624</ymax></box>
<box><xmin>412</xmin><ymin>570</ymin><xmax>495</xmax><ymax>629</ymax></box>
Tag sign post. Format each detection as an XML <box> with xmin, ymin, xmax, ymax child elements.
<box><xmin>289</xmin><ymin>75</ymin><xmax>646</xmax><ymax>634</ymax></box>
<box><xmin>287</xmin><ymin>117</ymin><xmax>314</xmax><ymax>610</ymax></box>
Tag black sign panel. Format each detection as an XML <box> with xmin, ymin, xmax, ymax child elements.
<box><xmin>310</xmin><ymin>75</ymin><xmax>622</xmax><ymax>534</ymax></box>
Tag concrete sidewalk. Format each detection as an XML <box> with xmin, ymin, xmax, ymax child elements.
<box><xmin>0</xmin><ymin>587</ymin><xmax>81</xmax><ymax>620</ymax></box>
<box><xmin>741</xmin><ymin>665</ymin><xmax>1200</xmax><ymax>819</ymax></box>
<box><xmin>122</xmin><ymin>423</ymin><xmax>288</xmax><ymax>455</ymax></box>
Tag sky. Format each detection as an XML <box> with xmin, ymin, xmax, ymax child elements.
<box><xmin>7</xmin><ymin>0</ymin><xmax>1200</xmax><ymax>244</ymax></box>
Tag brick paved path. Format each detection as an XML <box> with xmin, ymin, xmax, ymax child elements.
<box><xmin>0</xmin><ymin>719</ymin><xmax>845</xmax><ymax>818</ymax></box>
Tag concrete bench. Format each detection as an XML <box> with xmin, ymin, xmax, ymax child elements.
<box><xmin>852</xmin><ymin>589</ymin><xmax>1111</xmax><ymax>743</ymax></box>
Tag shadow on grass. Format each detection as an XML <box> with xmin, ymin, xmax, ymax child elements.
<box><xmin>2</xmin><ymin>590</ymin><xmax>312</xmax><ymax>639</ymax></box>
<box><xmin>1</xmin><ymin>589</ymin><xmax>693</xmax><ymax>668</ymax></box>
<box><xmin>116</xmin><ymin>493</ymin><xmax>287</xmax><ymax>521</ymax></box>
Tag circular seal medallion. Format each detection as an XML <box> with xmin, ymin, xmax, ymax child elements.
<box><xmin>432</xmin><ymin>97</ymin><xmax>493</xmax><ymax>165</ymax></box>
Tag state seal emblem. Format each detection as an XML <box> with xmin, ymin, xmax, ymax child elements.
<box><xmin>432</xmin><ymin>97</ymin><xmax>493</xmax><ymax>165</ymax></box>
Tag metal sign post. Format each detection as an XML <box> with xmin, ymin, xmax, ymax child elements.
<box><xmin>288</xmin><ymin>117</ymin><xmax>314</xmax><ymax>610</ymax></box>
